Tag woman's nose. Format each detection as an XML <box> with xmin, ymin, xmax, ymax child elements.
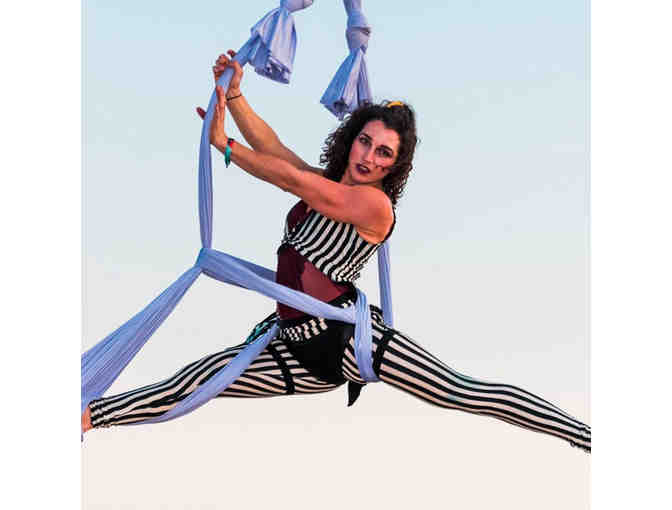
<box><xmin>362</xmin><ymin>146</ymin><xmax>375</xmax><ymax>163</ymax></box>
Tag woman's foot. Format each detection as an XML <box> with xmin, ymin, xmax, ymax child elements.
<box><xmin>82</xmin><ymin>406</ymin><xmax>92</xmax><ymax>433</ymax></box>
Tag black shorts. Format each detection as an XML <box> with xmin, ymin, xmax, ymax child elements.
<box><xmin>246</xmin><ymin>289</ymin><xmax>358</xmax><ymax>386</ymax></box>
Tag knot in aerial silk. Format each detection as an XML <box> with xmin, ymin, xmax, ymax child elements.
<box><xmin>320</xmin><ymin>0</ymin><xmax>373</xmax><ymax>119</ymax></box>
<box><xmin>246</xmin><ymin>0</ymin><xmax>312</xmax><ymax>83</ymax></box>
<box><xmin>345</xmin><ymin>0</ymin><xmax>370</xmax><ymax>52</ymax></box>
<box><xmin>346</xmin><ymin>26</ymin><xmax>370</xmax><ymax>54</ymax></box>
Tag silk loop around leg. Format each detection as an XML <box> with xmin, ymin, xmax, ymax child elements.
<box><xmin>354</xmin><ymin>288</ymin><xmax>379</xmax><ymax>382</ymax></box>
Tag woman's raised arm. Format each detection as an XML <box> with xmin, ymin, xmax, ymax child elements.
<box><xmin>198</xmin><ymin>50</ymin><xmax>322</xmax><ymax>175</ymax></box>
<box><xmin>209</xmin><ymin>86</ymin><xmax>392</xmax><ymax>244</ymax></box>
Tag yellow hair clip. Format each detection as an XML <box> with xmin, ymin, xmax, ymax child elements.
<box><xmin>387</xmin><ymin>101</ymin><xmax>404</xmax><ymax>108</ymax></box>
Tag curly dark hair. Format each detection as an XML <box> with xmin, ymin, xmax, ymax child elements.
<box><xmin>319</xmin><ymin>100</ymin><xmax>418</xmax><ymax>207</ymax></box>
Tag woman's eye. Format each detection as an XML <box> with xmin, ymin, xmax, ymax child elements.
<box><xmin>359</xmin><ymin>137</ymin><xmax>369</xmax><ymax>145</ymax></box>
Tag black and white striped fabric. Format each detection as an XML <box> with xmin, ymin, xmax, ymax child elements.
<box><xmin>89</xmin><ymin>337</ymin><xmax>343</xmax><ymax>428</ymax></box>
<box><xmin>90</xmin><ymin>307</ymin><xmax>590</xmax><ymax>452</ymax></box>
<box><xmin>343</xmin><ymin>306</ymin><xmax>591</xmax><ymax>452</ymax></box>
<box><xmin>281</xmin><ymin>207</ymin><xmax>383</xmax><ymax>282</ymax></box>
<box><xmin>278</xmin><ymin>297</ymin><xmax>355</xmax><ymax>343</ymax></box>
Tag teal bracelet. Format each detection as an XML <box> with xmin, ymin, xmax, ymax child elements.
<box><xmin>224</xmin><ymin>144</ymin><xmax>232</xmax><ymax>167</ymax></box>
<box><xmin>224</xmin><ymin>137</ymin><xmax>235</xmax><ymax>167</ymax></box>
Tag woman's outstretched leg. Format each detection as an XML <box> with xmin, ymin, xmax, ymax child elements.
<box><xmin>342</xmin><ymin>307</ymin><xmax>591</xmax><ymax>452</ymax></box>
<box><xmin>87</xmin><ymin>337</ymin><xmax>341</xmax><ymax>429</ymax></box>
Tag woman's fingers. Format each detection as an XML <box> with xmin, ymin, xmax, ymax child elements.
<box><xmin>215</xmin><ymin>86</ymin><xmax>227</xmax><ymax>115</ymax></box>
<box><xmin>215</xmin><ymin>50</ymin><xmax>236</xmax><ymax>68</ymax></box>
<box><xmin>216</xmin><ymin>53</ymin><xmax>230</xmax><ymax>66</ymax></box>
<box><xmin>213</xmin><ymin>54</ymin><xmax>229</xmax><ymax>82</ymax></box>
<box><xmin>215</xmin><ymin>85</ymin><xmax>226</xmax><ymax>103</ymax></box>
<box><xmin>209</xmin><ymin>86</ymin><xmax>227</xmax><ymax>146</ymax></box>
<box><xmin>213</xmin><ymin>50</ymin><xmax>243</xmax><ymax>89</ymax></box>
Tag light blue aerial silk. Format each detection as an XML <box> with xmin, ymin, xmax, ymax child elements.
<box><xmin>81</xmin><ymin>0</ymin><xmax>392</xmax><ymax>430</ymax></box>
<box><xmin>320</xmin><ymin>0</ymin><xmax>373</xmax><ymax>119</ymax></box>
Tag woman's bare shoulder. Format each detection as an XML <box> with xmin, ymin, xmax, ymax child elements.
<box><xmin>354</xmin><ymin>187</ymin><xmax>394</xmax><ymax>244</ymax></box>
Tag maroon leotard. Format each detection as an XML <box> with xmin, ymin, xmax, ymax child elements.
<box><xmin>276</xmin><ymin>201</ymin><xmax>352</xmax><ymax>319</ymax></box>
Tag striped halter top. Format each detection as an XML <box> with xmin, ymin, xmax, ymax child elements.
<box><xmin>280</xmin><ymin>200</ymin><xmax>395</xmax><ymax>284</ymax></box>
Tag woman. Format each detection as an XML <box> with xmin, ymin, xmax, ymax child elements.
<box><xmin>82</xmin><ymin>51</ymin><xmax>591</xmax><ymax>453</ymax></box>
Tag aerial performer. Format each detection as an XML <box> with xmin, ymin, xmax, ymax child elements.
<box><xmin>81</xmin><ymin>1</ymin><xmax>590</xmax><ymax>453</ymax></box>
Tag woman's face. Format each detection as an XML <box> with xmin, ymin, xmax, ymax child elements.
<box><xmin>342</xmin><ymin>120</ymin><xmax>400</xmax><ymax>188</ymax></box>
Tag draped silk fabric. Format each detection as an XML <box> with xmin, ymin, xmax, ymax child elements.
<box><xmin>320</xmin><ymin>0</ymin><xmax>373</xmax><ymax>119</ymax></box>
<box><xmin>81</xmin><ymin>1</ymin><xmax>392</xmax><ymax>429</ymax></box>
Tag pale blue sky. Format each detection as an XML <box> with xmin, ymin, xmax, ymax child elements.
<box><xmin>83</xmin><ymin>1</ymin><xmax>589</xmax><ymax>508</ymax></box>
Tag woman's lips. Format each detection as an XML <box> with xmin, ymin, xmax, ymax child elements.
<box><xmin>356</xmin><ymin>164</ymin><xmax>370</xmax><ymax>174</ymax></box>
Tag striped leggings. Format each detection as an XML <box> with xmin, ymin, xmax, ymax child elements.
<box><xmin>89</xmin><ymin>306</ymin><xmax>591</xmax><ymax>452</ymax></box>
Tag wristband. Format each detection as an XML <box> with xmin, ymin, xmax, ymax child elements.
<box><xmin>226</xmin><ymin>93</ymin><xmax>243</xmax><ymax>101</ymax></box>
<box><xmin>224</xmin><ymin>138</ymin><xmax>235</xmax><ymax>167</ymax></box>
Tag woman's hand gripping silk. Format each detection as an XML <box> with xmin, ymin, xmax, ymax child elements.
<box><xmin>197</xmin><ymin>50</ymin><xmax>243</xmax><ymax>120</ymax></box>
<box><xmin>210</xmin><ymin>85</ymin><xmax>228</xmax><ymax>150</ymax></box>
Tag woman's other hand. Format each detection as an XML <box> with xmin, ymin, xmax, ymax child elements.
<box><xmin>210</xmin><ymin>85</ymin><xmax>228</xmax><ymax>149</ymax></box>
<box><xmin>197</xmin><ymin>50</ymin><xmax>243</xmax><ymax>120</ymax></box>
<box><xmin>214</xmin><ymin>50</ymin><xmax>243</xmax><ymax>94</ymax></box>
